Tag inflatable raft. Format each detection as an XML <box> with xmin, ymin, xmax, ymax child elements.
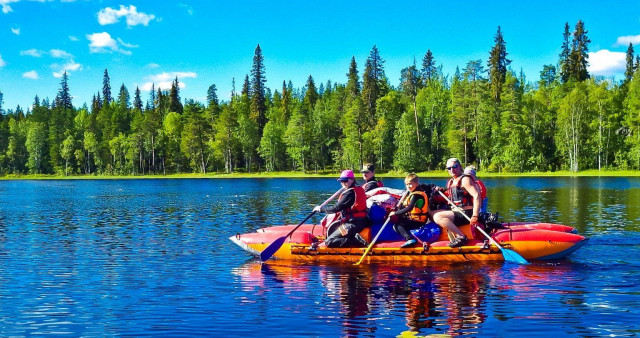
<box><xmin>229</xmin><ymin>218</ymin><xmax>588</xmax><ymax>263</ymax></box>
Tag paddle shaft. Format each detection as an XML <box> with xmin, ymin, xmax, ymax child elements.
<box><xmin>282</xmin><ymin>187</ymin><xmax>345</xmax><ymax>238</ymax></box>
<box><xmin>354</xmin><ymin>190</ymin><xmax>408</xmax><ymax>265</ymax></box>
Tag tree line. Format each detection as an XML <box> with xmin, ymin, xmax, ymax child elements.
<box><xmin>1</xmin><ymin>21</ymin><xmax>640</xmax><ymax>176</ymax></box>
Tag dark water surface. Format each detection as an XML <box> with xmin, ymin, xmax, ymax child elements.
<box><xmin>0</xmin><ymin>177</ymin><xmax>638</xmax><ymax>337</ymax></box>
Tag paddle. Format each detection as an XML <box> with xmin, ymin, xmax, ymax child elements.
<box><xmin>260</xmin><ymin>188</ymin><xmax>345</xmax><ymax>262</ymax></box>
<box><xmin>437</xmin><ymin>190</ymin><xmax>529</xmax><ymax>265</ymax></box>
<box><xmin>354</xmin><ymin>190</ymin><xmax>408</xmax><ymax>266</ymax></box>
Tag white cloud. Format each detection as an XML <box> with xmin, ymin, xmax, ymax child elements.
<box><xmin>0</xmin><ymin>53</ymin><xmax>5</xmax><ymax>67</ymax></box>
<box><xmin>87</xmin><ymin>32</ymin><xmax>132</xmax><ymax>55</ymax></box>
<box><xmin>148</xmin><ymin>71</ymin><xmax>197</xmax><ymax>82</ymax></box>
<box><xmin>69</xmin><ymin>35</ymin><xmax>79</xmax><ymax>41</ymax></box>
<box><xmin>117</xmin><ymin>38</ymin><xmax>138</xmax><ymax>48</ymax></box>
<box><xmin>588</xmin><ymin>49</ymin><xmax>626</xmax><ymax>76</ymax></box>
<box><xmin>11</xmin><ymin>27</ymin><xmax>19</xmax><ymax>35</ymax></box>
<box><xmin>51</xmin><ymin>60</ymin><xmax>82</xmax><ymax>78</ymax></box>
<box><xmin>1</xmin><ymin>0</ymin><xmax>19</xmax><ymax>14</ymax></box>
<box><xmin>97</xmin><ymin>5</ymin><xmax>155</xmax><ymax>27</ymax></box>
<box><xmin>50</xmin><ymin>49</ymin><xmax>73</xmax><ymax>58</ymax></box>
<box><xmin>140</xmin><ymin>71</ymin><xmax>196</xmax><ymax>91</ymax></box>
<box><xmin>179</xmin><ymin>3</ymin><xmax>193</xmax><ymax>15</ymax></box>
<box><xmin>145</xmin><ymin>63</ymin><xmax>160</xmax><ymax>69</ymax></box>
<box><xmin>20</xmin><ymin>48</ymin><xmax>44</xmax><ymax>57</ymax></box>
<box><xmin>615</xmin><ymin>35</ymin><xmax>640</xmax><ymax>46</ymax></box>
<box><xmin>23</xmin><ymin>70</ymin><xmax>38</xmax><ymax>79</ymax></box>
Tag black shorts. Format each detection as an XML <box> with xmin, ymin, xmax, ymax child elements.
<box><xmin>453</xmin><ymin>209</ymin><xmax>474</xmax><ymax>226</ymax></box>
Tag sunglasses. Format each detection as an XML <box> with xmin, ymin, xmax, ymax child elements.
<box><xmin>446</xmin><ymin>164</ymin><xmax>459</xmax><ymax>170</ymax></box>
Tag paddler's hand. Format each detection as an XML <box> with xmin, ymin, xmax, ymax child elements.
<box><xmin>388</xmin><ymin>211</ymin><xmax>396</xmax><ymax>217</ymax></box>
<box><xmin>313</xmin><ymin>205</ymin><xmax>322</xmax><ymax>213</ymax></box>
<box><xmin>470</xmin><ymin>215</ymin><xmax>480</xmax><ymax>226</ymax></box>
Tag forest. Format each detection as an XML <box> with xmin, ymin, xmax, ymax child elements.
<box><xmin>1</xmin><ymin>20</ymin><xmax>640</xmax><ymax>176</ymax></box>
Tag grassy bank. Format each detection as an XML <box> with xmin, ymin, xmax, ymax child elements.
<box><xmin>2</xmin><ymin>169</ymin><xmax>640</xmax><ymax>180</ymax></box>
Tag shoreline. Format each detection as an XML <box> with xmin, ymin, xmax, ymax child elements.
<box><xmin>1</xmin><ymin>169</ymin><xmax>640</xmax><ymax>180</ymax></box>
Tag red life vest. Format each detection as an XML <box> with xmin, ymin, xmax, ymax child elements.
<box><xmin>363</xmin><ymin>179</ymin><xmax>384</xmax><ymax>192</ymax></box>
<box><xmin>446</xmin><ymin>174</ymin><xmax>477</xmax><ymax>207</ymax></box>
<box><xmin>476</xmin><ymin>179</ymin><xmax>487</xmax><ymax>200</ymax></box>
<box><xmin>340</xmin><ymin>185</ymin><xmax>367</xmax><ymax>221</ymax></box>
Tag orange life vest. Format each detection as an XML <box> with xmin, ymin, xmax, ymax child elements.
<box><xmin>340</xmin><ymin>185</ymin><xmax>367</xmax><ymax>221</ymax></box>
<box><xmin>402</xmin><ymin>190</ymin><xmax>429</xmax><ymax>223</ymax></box>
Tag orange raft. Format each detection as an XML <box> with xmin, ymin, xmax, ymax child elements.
<box><xmin>230</xmin><ymin>221</ymin><xmax>588</xmax><ymax>263</ymax></box>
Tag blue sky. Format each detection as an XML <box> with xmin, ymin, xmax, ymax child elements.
<box><xmin>1</xmin><ymin>0</ymin><xmax>639</xmax><ymax>111</ymax></box>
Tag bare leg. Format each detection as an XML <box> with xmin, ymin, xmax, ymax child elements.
<box><xmin>430</xmin><ymin>210</ymin><xmax>466</xmax><ymax>237</ymax></box>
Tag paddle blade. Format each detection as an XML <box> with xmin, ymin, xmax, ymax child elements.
<box><xmin>260</xmin><ymin>235</ymin><xmax>288</xmax><ymax>262</ymax></box>
<box><xmin>501</xmin><ymin>248</ymin><xmax>529</xmax><ymax>265</ymax></box>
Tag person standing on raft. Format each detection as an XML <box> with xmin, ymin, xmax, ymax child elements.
<box><xmin>313</xmin><ymin>170</ymin><xmax>369</xmax><ymax>248</ymax></box>
<box><xmin>430</xmin><ymin>158</ymin><xmax>483</xmax><ymax>248</ymax></box>
<box><xmin>360</xmin><ymin>163</ymin><xmax>383</xmax><ymax>192</ymax></box>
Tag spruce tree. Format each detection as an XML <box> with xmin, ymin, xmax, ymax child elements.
<box><xmin>117</xmin><ymin>83</ymin><xmax>130</xmax><ymax>108</ymax></box>
<box><xmin>569</xmin><ymin>20</ymin><xmax>590</xmax><ymax>82</ymax></box>
<box><xmin>148</xmin><ymin>83</ymin><xmax>156</xmax><ymax>110</ymax></box>
<box><xmin>559</xmin><ymin>22</ymin><xmax>571</xmax><ymax>83</ymax></box>
<box><xmin>169</xmin><ymin>77</ymin><xmax>183</xmax><ymax>113</ymax></box>
<box><xmin>250</xmin><ymin>44</ymin><xmax>267</xmax><ymax>133</ymax></box>
<box><xmin>133</xmin><ymin>87</ymin><xmax>143</xmax><ymax>111</ymax></box>
<box><xmin>56</xmin><ymin>71</ymin><xmax>73</xmax><ymax>110</ymax></box>
<box><xmin>102</xmin><ymin>68</ymin><xmax>112</xmax><ymax>104</ymax></box>
<box><xmin>626</xmin><ymin>43</ymin><xmax>635</xmax><ymax>83</ymax></box>
<box><xmin>346</xmin><ymin>56</ymin><xmax>360</xmax><ymax>104</ymax></box>
<box><xmin>488</xmin><ymin>26</ymin><xmax>511</xmax><ymax>104</ymax></box>
<box><xmin>421</xmin><ymin>49</ymin><xmax>437</xmax><ymax>84</ymax></box>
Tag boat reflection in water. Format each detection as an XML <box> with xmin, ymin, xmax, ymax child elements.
<box><xmin>232</xmin><ymin>261</ymin><xmax>575</xmax><ymax>336</ymax></box>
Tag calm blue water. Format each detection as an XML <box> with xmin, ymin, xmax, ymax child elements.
<box><xmin>0</xmin><ymin>177</ymin><xmax>638</xmax><ymax>337</ymax></box>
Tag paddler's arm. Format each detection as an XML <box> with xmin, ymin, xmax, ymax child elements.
<box><xmin>314</xmin><ymin>189</ymin><xmax>355</xmax><ymax>214</ymax></box>
<box><xmin>390</xmin><ymin>194</ymin><xmax>417</xmax><ymax>217</ymax></box>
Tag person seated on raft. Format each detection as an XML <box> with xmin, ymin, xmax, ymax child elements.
<box><xmin>464</xmin><ymin>165</ymin><xmax>488</xmax><ymax>213</ymax></box>
<box><xmin>313</xmin><ymin>170</ymin><xmax>369</xmax><ymax>248</ymax></box>
<box><xmin>430</xmin><ymin>157</ymin><xmax>482</xmax><ymax>248</ymax></box>
<box><xmin>389</xmin><ymin>174</ymin><xmax>431</xmax><ymax>248</ymax></box>
<box><xmin>360</xmin><ymin>163</ymin><xmax>383</xmax><ymax>192</ymax></box>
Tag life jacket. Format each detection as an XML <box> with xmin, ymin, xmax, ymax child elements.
<box><xmin>476</xmin><ymin>179</ymin><xmax>487</xmax><ymax>200</ymax></box>
<box><xmin>402</xmin><ymin>190</ymin><xmax>429</xmax><ymax>223</ymax></box>
<box><xmin>363</xmin><ymin>179</ymin><xmax>384</xmax><ymax>192</ymax></box>
<box><xmin>340</xmin><ymin>185</ymin><xmax>367</xmax><ymax>221</ymax></box>
<box><xmin>446</xmin><ymin>174</ymin><xmax>476</xmax><ymax>207</ymax></box>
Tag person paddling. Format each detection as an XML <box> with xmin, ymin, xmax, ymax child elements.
<box><xmin>430</xmin><ymin>158</ymin><xmax>482</xmax><ymax>247</ymax></box>
<box><xmin>313</xmin><ymin>170</ymin><xmax>369</xmax><ymax>248</ymax></box>
<box><xmin>360</xmin><ymin>163</ymin><xmax>383</xmax><ymax>192</ymax></box>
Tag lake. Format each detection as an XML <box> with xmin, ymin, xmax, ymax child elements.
<box><xmin>0</xmin><ymin>177</ymin><xmax>638</xmax><ymax>336</ymax></box>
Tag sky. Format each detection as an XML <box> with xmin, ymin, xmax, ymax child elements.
<box><xmin>1</xmin><ymin>0</ymin><xmax>639</xmax><ymax>111</ymax></box>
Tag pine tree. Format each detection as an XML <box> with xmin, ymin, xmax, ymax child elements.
<box><xmin>207</xmin><ymin>84</ymin><xmax>219</xmax><ymax>108</ymax></box>
<box><xmin>133</xmin><ymin>87</ymin><xmax>143</xmax><ymax>111</ymax></box>
<box><xmin>250</xmin><ymin>44</ymin><xmax>267</xmax><ymax>133</ymax></box>
<box><xmin>559</xmin><ymin>23</ymin><xmax>571</xmax><ymax>83</ymax></box>
<box><xmin>400</xmin><ymin>61</ymin><xmax>421</xmax><ymax>142</ymax></box>
<box><xmin>569</xmin><ymin>20</ymin><xmax>590</xmax><ymax>82</ymax></box>
<box><xmin>102</xmin><ymin>68</ymin><xmax>112</xmax><ymax>104</ymax></box>
<box><xmin>421</xmin><ymin>49</ymin><xmax>437</xmax><ymax>84</ymax></box>
<box><xmin>539</xmin><ymin>65</ymin><xmax>557</xmax><ymax>87</ymax></box>
<box><xmin>626</xmin><ymin>43</ymin><xmax>635</xmax><ymax>83</ymax></box>
<box><xmin>488</xmin><ymin>26</ymin><xmax>511</xmax><ymax>104</ymax></box>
